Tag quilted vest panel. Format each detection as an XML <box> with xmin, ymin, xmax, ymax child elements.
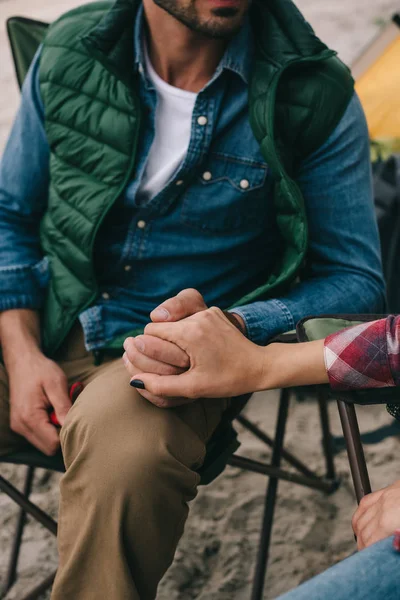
<box><xmin>39</xmin><ymin>2</ymin><xmax>141</xmax><ymax>353</ymax></box>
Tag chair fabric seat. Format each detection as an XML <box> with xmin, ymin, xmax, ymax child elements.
<box><xmin>0</xmin><ymin>449</ymin><xmax>65</xmax><ymax>472</ymax></box>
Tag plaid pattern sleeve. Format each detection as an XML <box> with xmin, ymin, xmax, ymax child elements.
<box><xmin>323</xmin><ymin>316</ymin><xmax>400</xmax><ymax>391</ymax></box>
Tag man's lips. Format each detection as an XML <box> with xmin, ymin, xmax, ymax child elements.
<box><xmin>209</xmin><ymin>0</ymin><xmax>241</xmax><ymax>7</ymax></box>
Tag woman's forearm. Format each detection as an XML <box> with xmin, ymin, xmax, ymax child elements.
<box><xmin>259</xmin><ymin>340</ymin><xmax>328</xmax><ymax>391</ymax></box>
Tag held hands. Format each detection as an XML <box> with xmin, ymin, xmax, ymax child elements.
<box><xmin>352</xmin><ymin>480</ymin><xmax>400</xmax><ymax>550</ymax></box>
<box><xmin>123</xmin><ymin>289</ymin><xmax>207</xmax><ymax>406</ymax></box>
<box><xmin>123</xmin><ymin>302</ymin><xmax>265</xmax><ymax>406</ymax></box>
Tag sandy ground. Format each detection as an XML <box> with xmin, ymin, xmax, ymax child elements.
<box><xmin>1</xmin><ymin>1</ymin><xmax>400</xmax><ymax>599</ymax></box>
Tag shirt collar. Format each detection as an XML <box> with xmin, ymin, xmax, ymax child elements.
<box><xmin>134</xmin><ymin>4</ymin><xmax>146</xmax><ymax>72</ymax></box>
<box><xmin>218</xmin><ymin>16</ymin><xmax>253</xmax><ymax>84</ymax></box>
<box><xmin>134</xmin><ymin>4</ymin><xmax>252</xmax><ymax>85</ymax></box>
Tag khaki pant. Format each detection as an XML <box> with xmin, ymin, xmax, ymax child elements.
<box><xmin>0</xmin><ymin>324</ymin><xmax>229</xmax><ymax>599</ymax></box>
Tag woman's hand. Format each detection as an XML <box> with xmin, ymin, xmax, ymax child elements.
<box><xmin>352</xmin><ymin>480</ymin><xmax>400</xmax><ymax>550</ymax></box>
<box><xmin>126</xmin><ymin>307</ymin><xmax>267</xmax><ymax>404</ymax></box>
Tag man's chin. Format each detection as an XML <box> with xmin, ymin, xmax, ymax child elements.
<box><xmin>153</xmin><ymin>0</ymin><xmax>245</xmax><ymax>40</ymax></box>
<box><xmin>195</xmin><ymin>16</ymin><xmax>244</xmax><ymax>39</ymax></box>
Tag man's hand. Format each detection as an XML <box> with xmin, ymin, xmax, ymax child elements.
<box><xmin>123</xmin><ymin>289</ymin><xmax>207</xmax><ymax>379</ymax></box>
<box><xmin>0</xmin><ymin>309</ymin><xmax>71</xmax><ymax>455</ymax></box>
<box><xmin>352</xmin><ymin>480</ymin><xmax>400</xmax><ymax>550</ymax></box>
<box><xmin>8</xmin><ymin>352</ymin><xmax>71</xmax><ymax>455</ymax></box>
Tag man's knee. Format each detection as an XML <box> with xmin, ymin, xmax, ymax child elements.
<box><xmin>60</xmin><ymin>374</ymin><xmax>204</xmax><ymax>496</ymax></box>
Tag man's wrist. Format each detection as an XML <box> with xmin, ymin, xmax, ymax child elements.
<box><xmin>224</xmin><ymin>311</ymin><xmax>247</xmax><ymax>336</ymax></box>
<box><xmin>0</xmin><ymin>309</ymin><xmax>42</xmax><ymax>369</ymax></box>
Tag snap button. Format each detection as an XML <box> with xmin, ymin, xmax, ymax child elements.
<box><xmin>102</xmin><ymin>292</ymin><xmax>110</xmax><ymax>300</ymax></box>
<box><xmin>176</xmin><ymin>180</ymin><xmax>184</xmax><ymax>186</ymax></box>
<box><xmin>124</xmin><ymin>265</ymin><xmax>132</xmax><ymax>272</ymax></box>
<box><xmin>197</xmin><ymin>116</ymin><xmax>208</xmax><ymax>126</ymax></box>
<box><xmin>137</xmin><ymin>220</ymin><xmax>146</xmax><ymax>229</ymax></box>
<box><xmin>240</xmin><ymin>179</ymin><xmax>250</xmax><ymax>190</ymax></box>
<box><xmin>202</xmin><ymin>171</ymin><xmax>212</xmax><ymax>181</ymax></box>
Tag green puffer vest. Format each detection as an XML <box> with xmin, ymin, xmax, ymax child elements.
<box><xmin>38</xmin><ymin>0</ymin><xmax>354</xmax><ymax>355</ymax></box>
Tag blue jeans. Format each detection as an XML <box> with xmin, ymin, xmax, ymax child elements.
<box><xmin>279</xmin><ymin>537</ymin><xmax>400</xmax><ymax>600</ymax></box>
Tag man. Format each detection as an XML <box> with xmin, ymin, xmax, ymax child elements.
<box><xmin>0</xmin><ymin>0</ymin><xmax>385</xmax><ymax>598</ymax></box>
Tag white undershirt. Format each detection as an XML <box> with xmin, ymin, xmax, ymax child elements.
<box><xmin>138</xmin><ymin>46</ymin><xmax>197</xmax><ymax>200</ymax></box>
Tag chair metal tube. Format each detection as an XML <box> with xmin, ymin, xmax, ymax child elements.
<box><xmin>251</xmin><ymin>388</ymin><xmax>290</xmax><ymax>600</ymax></box>
<box><xmin>20</xmin><ymin>569</ymin><xmax>57</xmax><ymax>600</ymax></box>
<box><xmin>4</xmin><ymin>466</ymin><xmax>35</xmax><ymax>594</ymax></box>
<box><xmin>337</xmin><ymin>400</ymin><xmax>371</xmax><ymax>503</ymax></box>
<box><xmin>236</xmin><ymin>414</ymin><xmax>320</xmax><ymax>481</ymax></box>
<box><xmin>0</xmin><ymin>474</ymin><xmax>57</xmax><ymax>535</ymax></box>
<box><xmin>318</xmin><ymin>388</ymin><xmax>336</xmax><ymax>481</ymax></box>
<box><xmin>228</xmin><ymin>455</ymin><xmax>337</xmax><ymax>493</ymax></box>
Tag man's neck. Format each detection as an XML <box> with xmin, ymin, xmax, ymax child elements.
<box><xmin>142</xmin><ymin>1</ymin><xmax>228</xmax><ymax>92</ymax></box>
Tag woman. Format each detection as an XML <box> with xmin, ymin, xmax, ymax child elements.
<box><xmin>123</xmin><ymin>302</ymin><xmax>400</xmax><ymax>599</ymax></box>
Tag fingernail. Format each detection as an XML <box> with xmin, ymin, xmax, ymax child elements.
<box><xmin>123</xmin><ymin>337</ymin><xmax>134</xmax><ymax>351</ymax></box>
<box><xmin>130</xmin><ymin>379</ymin><xmax>145</xmax><ymax>390</ymax></box>
<box><xmin>134</xmin><ymin>337</ymin><xmax>145</xmax><ymax>352</ymax></box>
<box><xmin>152</xmin><ymin>307</ymin><xmax>170</xmax><ymax>321</ymax></box>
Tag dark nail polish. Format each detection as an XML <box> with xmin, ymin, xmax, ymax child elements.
<box><xmin>130</xmin><ymin>379</ymin><xmax>145</xmax><ymax>390</ymax></box>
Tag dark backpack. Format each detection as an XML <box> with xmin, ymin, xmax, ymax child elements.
<box><xmin>373</xmin><ymin>154</ymin><xmax>400</xmax><ymax>312</ymax></box>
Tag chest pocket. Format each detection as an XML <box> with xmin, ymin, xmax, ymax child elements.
<box><xmin>181</xmin><ymin>154</ymin><xmax>268</xmax><ymax>233</ymax></box>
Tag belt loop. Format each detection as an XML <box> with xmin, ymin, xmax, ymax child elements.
<box><xmin>93</xmin><ymin>349</ymin><xmax>105</xmax><ymax>366</ymax></box>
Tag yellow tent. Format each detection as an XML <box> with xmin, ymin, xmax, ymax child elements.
<box><xmin>353</xmin><ymin>14</ymin><xmax>400</xmax><ymax>154</ymax></box>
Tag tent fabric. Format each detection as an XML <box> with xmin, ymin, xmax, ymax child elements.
<box><xmin>353</xmin><ymin>15</ymin><xmax>400</xmax><ymax>153</ymax></box>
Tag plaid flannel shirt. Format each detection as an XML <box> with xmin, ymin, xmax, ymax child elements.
<box><xmin>324</xmin><ymin>316</ymin><xmax>400</xmax><ymax>391</ymax></box>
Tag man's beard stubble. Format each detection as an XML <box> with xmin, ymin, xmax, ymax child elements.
<box><xmin>152</xmin><ymin>0</ymin><xmax>243</xmax><ymax>39</ymax></box>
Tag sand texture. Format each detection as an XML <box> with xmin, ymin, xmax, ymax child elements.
<box><xmin>1</xmin><ymin>1</ymin><xmax>400</xmax><ymax>598</ymax></box>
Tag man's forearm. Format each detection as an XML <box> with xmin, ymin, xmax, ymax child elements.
<box><xmin>0</xmin><ymin>49</ymin><xmax>50</xmax><ymax>315</ymax></box>
<box><xmin>0</xmin><ymin>309</ymin><xmax>42</xmax><ymax>371</ymax></box>
<box><xmin>233</xmin><ymin>272</ymin><xmax>385</xmax><ymax>345</ymax></box>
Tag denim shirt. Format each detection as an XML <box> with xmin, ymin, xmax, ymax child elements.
<box><xmin>0</xmin><ymin>9</ymin><xmax>385</xmax><ymax>349</ymax></box>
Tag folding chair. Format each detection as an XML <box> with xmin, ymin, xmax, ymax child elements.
<box><xmin>0</xmin><ymin>13</ymin><xmax>340</xmax><ymax>600</ymax></box>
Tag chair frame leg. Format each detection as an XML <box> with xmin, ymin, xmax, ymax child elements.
<box><xmin>0</xmin><ymin>470</ymin><xmax>58</xmax><ymax>600</ymax></box>
<box><xmin>19</xmin><ymin>569</ymin><xmax>57</xmax><ymax>600</ymax></box>
<box><xmin>3</xmin><ymin>466</ymin><xmax>35</xmax><ymax>594</ymax></box>
<box><xmin>236</xmin><ymin>414</ymin><xmax>321</xmax><ymax>481</ymax></box>
<box><xmin>318</xmin><ymin>388</ymin><xmax>336</xmax><ymax>481</ymax></box>
<box><xmin>336</xmin><ymin>400</ymin><xmax>371</xmax><ymax>503</ymax></box>
<box><xmin>0</xmin><ymin>474</ymin><xmax>57</xmax><ymax>535</ymax></box>
<box><xmin>250</xmin><ymin>388</ymin><xmax>291</xmax><ymax>600</ymax></box>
